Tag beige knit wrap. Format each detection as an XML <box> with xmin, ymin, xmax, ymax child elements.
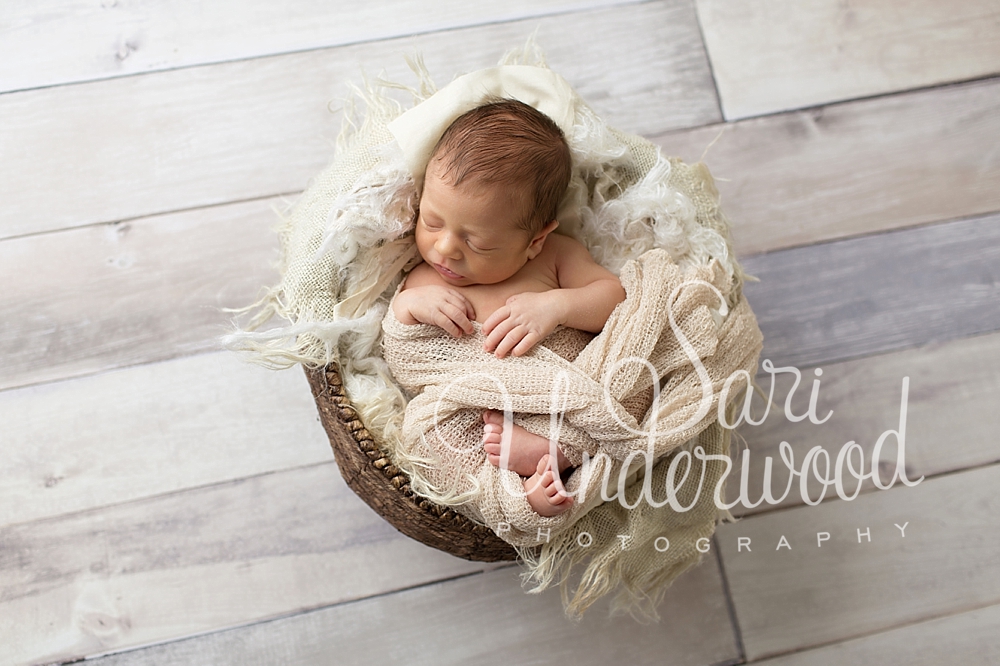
<box><xmin>383</xmin><ymin>249</ymin><xmax>762</xmax><ymax>615</ymax></box>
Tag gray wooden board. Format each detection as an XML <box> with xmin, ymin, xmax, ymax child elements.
<box><xmin>0</xmin><ymin>197</ymin><xmax>280</xmax><ymax>391</ymax></box>
<box><xmin>5</xmin><ymin>204</ymin><xmax>997</xmax><ymax>398</ymax></box>
<box><xmin>3</xmin><ymin>3</ymin><xmax>997</xmax><ymax>662</ymax></box>
<box><xmin>0</xmin><ymin>0</ymin><xmax>718</xmax><ymax>240</ymax></box>
<box><xmin>716</xmin><ymin>462</ymin><xmax>1000</xmax><ymax>660</ymax></box>
<box><xmin>85</xmin><ymin>558</ymin><xmax>739</xmax><ymax>666</ymax></box>
<box><xmin>728</xmin><ymin>330</ymin><xmax>1000</xmax><ymax>518</ymax></box>
<box><xmin>656</xmin><ymin>78</ymin><xmax>1000</xmax><ymax>255</ymax></box>
<box><xmin>0</xmin><ymin>351</ymin><xmax>331</xmax><ymax>529</ymax></box>
<box><xmin>0</xmin><ymin>463</ymin><xmax>486</xmax><ymax>665</ymax></box>
<box><xmin>695</xmin><ymin>0</ymin><xmax>1000</xmax><ymax>120</ymax></box>
<box><xmin>740</xmin><ymin>212</ymin><xmax>1000</xmax><ymax>371</ymax></box>
<box><xmin>753</xmin><ymin>602</ymin><xmax>1000</xmax><ymax>665</ymax></box>
<box><xmin>0</xmin><ymin>0</ymin><xmax>638</xmax><ymax>93</ymax></box>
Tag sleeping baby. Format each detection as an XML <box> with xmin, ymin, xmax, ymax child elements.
<box><xmin>389</xmin><ymin>99</ymin><xmax>626</xmax><ymax>517</ymax></box>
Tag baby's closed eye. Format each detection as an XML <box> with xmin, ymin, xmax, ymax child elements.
<box><xmin>466</xmin><ymin>238</ymin><xmax>495</xmax><ymax>252</ymax></box>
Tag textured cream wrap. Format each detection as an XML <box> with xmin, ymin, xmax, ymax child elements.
<box><xmin>382</xmin><ymin>250</ymin><xmax>762</xmax><ymax>615</ymax></box>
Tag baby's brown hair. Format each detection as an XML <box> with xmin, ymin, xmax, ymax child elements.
<box><xmin>428</xmin><ymin>99</ymin><xmax>572</xmax><ymax>236</ymax></box>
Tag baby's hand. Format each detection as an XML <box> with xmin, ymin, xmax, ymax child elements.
<box><xmin>392</xmin><ymin>285</ymin><xmax>476</xmax><ymax>337</ymax></box>
<box><xmin>482</xmin><ymin>291</ymin><xmax>566</xmax><ymax>358</ymax></box>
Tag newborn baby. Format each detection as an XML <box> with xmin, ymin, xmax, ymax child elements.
<box><xmin>390</xmin><ymin>99</ymin><xmax>626</xmax><ymax>516</ymax></box>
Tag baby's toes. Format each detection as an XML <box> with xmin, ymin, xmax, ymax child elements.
<box><xmin>482</xmin><ymin>410</ymin><xmax>504</xmax><ymax>426</ymax></box>
<box><xmin>523</xmin><ymin>471</ymin><xmax>545</xmax><ymax>494</ymax></box>
<box><xmin>542</xmin><ymin>478</ymin><xmax>571</xmax><ymax>503</ymax></box>
<box><xmin>540</xmin><ymin>469</ymin><xmax>555</xmax><ymax>488</ymax></box>
<box><xmin>551</xmin><ymin>493</ymin><xmax>573</xmax><ymax>506</ymax></box>
<box><xmin>544</xmin><ymin>479</ymin><xmax>562</xmax><ymax>498</ymax></box>
<box><xmin>484</xmin><ymin>442</ymin><xmax>505</xmax><ymax>468</ymax></box>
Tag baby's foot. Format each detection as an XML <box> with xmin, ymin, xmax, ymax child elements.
<box><xmin>524</xmin><ymin>454</ymin><xmax>574</xmax><ymax>517</ymax></box>
<box><xmin>482</xmin><ymin>410</ymin><xmax>571</xmax><ymax>477</ymax></box>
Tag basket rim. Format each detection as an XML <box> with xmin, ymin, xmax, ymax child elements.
<box><xmin>305</xmin><ymin>363</ymin><xmax>519</xmax><ymax>563</ymax></box>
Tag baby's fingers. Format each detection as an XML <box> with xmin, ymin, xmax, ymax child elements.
<box><xmin>493</xmin><ymin>327</ymin><xmax>528</xmax><ymax>359</ymax></box>
<box><xmin>461</xmin><ymin>297</ymin><xmax>476</xmax><ymax>328</ymax></box>
<box><xmin>429</xmin><ymin>301</ymin><xmax>472</xmax><ymax>337</ymax></box>
<box><xmin>431</xmin><ymin>310</ymin><xmax>465</xmax><ymax>337</ymax></box>
<box><xmin>484</xmin><ymin>318</ymin><xmax>516</xmax><ymax>354</ymax></box>
<box><xmin>481</xmin><ymin>306</ymin><xmax>510</xmax><ymax>337</ymax></box>
<box><xmin>510</xmin><ymin>331</ymin><xmax>541</xmax><ymax>357</ymax></box>
<box><xmin>445</xmin><ymin>290</ymin><xmax>476</xmax><ymax>332</ymax></box>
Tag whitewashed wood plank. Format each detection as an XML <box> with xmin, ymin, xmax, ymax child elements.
<box><xmin>754</xmin><ymin>603</ymin><xmax>1000</xmax><ymax>665</ymax></box>
<box><xmin>5</xmin><ymin>202</ymin><xmax>997</xmax><ymax>396</ymax></box>
<box><xmin>0</xmin><ymin>0</ymin><xmax>639</xmax><ymax>94</ymax></box>
<box><xmin>0</xmin><ymin>1</ymin><xmax>718</xmax><ymax>240</ymax></box>
<box><xmin>87</xmin><ymin>558</ymin><xmax>739</xmax><ymax>666</ymax></box>
<box><xmin>696</xmin><ymin>0</ymin><xmax>1000</xmax><ymax>119</ymax></box>
<box><xmin>0</xmin><ymin>351</ymin><xmax>332</xmax><ymax>529</ymax></box>
<box><xmin>741</xmin><ymin>212</ymin><xmax>1000</xmax><ymax>369</ymax></box>
<box><xmin>0</xmin><ymin>463</ymin><xmax>485</xmax><ymax>666</ymax></box>
<box><xmin>0</xmin><ymin>197</ymin><xmax>280</xmax><ymax>391</ymax></box>
<box><xmin>717</xmin><ymin>462</ymin><xmax>1000</xmax><ymax>660</ymax></box>
<box><xmin>656</xmin><ymin>78</ymin><xmax>1000</xmax><ymax>255</ymax></box>
<box><xmin>728</xmin><ymin>330</ymin><xmax>1000</xmax><ymax>517</ymax></box>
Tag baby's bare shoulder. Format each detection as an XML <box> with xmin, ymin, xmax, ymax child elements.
<box><xmin>545</xmin><ymin>232</ymin><xmax>587</xmax><ymax>251</ymax></box>
<box><xmin>402</xmin><ymin>262</ymin><xmax>446</xmax><ymax>290</ymax></box>
<box><xmin>543</xmin><ymin>232</ymin><xmax>597</xmax><ymax>266</ymax></box>
<box><xmin>543</xmin><ymin>232</ymin><xmax>590</xmax><ymax>257</ymax></box>
<box><xmin>546</xmin><ymin>232</ymin><xmax>618</xmax><ymax>289</ymax></box>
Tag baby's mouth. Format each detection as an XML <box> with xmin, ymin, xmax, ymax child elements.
<box><xmin>434</xmin><ymin>263</ymin><xmax>463</xmax><ymax>280</ymax></box>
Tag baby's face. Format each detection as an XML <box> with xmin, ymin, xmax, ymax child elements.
<box><xmin>415</xmin><ymin>162</ymin><xmax>546</xmax><ymax>287</ymax></box>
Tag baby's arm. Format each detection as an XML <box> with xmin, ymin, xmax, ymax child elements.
<box><xmin>392</xmin><ymin>265</ymin><xmax>476</xmax><ymax>337</ymax></box>
<box><xmin>483</xmin><ymin>235</ymin><xmax>625</xmax><ymax>357</ymax></box>
<box><xmin>547</xmin><ymin>236</ymin><xmax>627</xmax><ymax>332</ymax></box>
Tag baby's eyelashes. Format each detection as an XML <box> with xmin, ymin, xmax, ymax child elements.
<box><xmin>466</xmin><ymin>239</ymin><xmax>495</xmax><ymax>252</ymax></box>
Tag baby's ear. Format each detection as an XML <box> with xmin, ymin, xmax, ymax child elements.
<box><xmin>527</xmin><ymin>220</ymin><xmax>559</xmax><ymax>257</ymax></box>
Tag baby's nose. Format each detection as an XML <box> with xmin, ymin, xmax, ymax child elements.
<box><xmin>435</xmin><ymin>232</ymin><xmax>463</xmax><ymax>259</ymax></box>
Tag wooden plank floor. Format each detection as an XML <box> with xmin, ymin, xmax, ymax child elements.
<box><xmin>2</xmin><ymin>1</ymin><xmax>998</xmax><ymax>664</ymax></box>
<box><xmin>89</xmin><ymin>563</ymin><xmax>739</xmax><ymax>666</ymax></box>
<box><xmin>695</xmin><ymin>0</ymin><xmax>1000</xmax><ymax>120</ymax></box>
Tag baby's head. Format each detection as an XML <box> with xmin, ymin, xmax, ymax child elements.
<box><xmin>415</xmin><ymin>99</ymin><xmax>572</xmax><ymax>286</ymax></box>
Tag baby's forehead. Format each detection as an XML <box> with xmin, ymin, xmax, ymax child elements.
<box><xmin>421</xmin><ymin>164</ymin><xmax>530</xmax><ymax>231</ymax></box>
<box><xmin>435</xmin><ymin>180</ymin><xmax>532</xmax><ymax>223</ymax></box>
<box><xmin>426</xmin><ymin>154</ymin><xmax>532</xmax><ymax>197</ymax></box>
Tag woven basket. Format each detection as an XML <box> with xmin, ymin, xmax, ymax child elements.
<box><xmin>305</xmin><ymin>363</ymin><xmax>518</xmax><ymax>562</ymax></box>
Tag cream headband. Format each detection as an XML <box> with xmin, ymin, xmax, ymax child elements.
<box><xmin>387</xmin><ymin>65</ymin><xmax>577</xmax><ymax>188</ymax></box>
